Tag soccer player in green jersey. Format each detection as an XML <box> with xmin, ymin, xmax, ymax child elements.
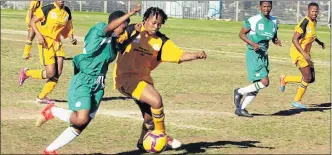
<box><xmin>233</xmin><ymin>1</ymin><xmax>281</xmax><ymax>117</ymax></box>
<box><xmin>34</xmin><ymin>5</ymin><xmax>141</xmax><ymax>154</ymax></box>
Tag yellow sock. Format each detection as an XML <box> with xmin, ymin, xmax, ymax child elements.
<box><xmin>284</xmin><ymin>76</ymin><xmax>302</xmax><ymax>83</ymax></box>
<box><xmin>294</xmin><ymin>80</ymin><xmax>309</xmax><ymax>102</ymax></box>
<box><xmin>151</xmin><ymin>107</ymin><xmax>165</xmax><ymax>132</ymax></box>
<box><xmin>26</xmin><ymin>69</ymin><xmax>43</xmax><ymax>79</ymax></box>
<box><xmin>23</xmin><ymin>40</ymin><xmax>32</xmax><ymax>56</ymax></box>
<box><xmin>38</xmin><ymin>81</ymin><xmax>57</xmax><ymax>99</ymax></box>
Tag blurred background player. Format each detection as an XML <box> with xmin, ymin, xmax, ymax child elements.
<box><xmin>23</xmin><ymin>0</ymin><xmax>43</xmax><ymax>59</ymax></box>
<box><xmin>233</xmin><ymin>1</ymin><xmax>281</xmax><ymax>117</ymax></box>
<box><xmin>19</xmin><ymin>1</ymin><xmax>77</xmax><ymax>104</ymax></box>
<box><xmin>114</xmin><ymin>7</ymin><xmax>207</xmax><ymax>152</ymax></box>
<box><xmin>35</xmin><ymin>5</ymin><xmax>141</xmax><ymax>154</ymax></box>
<box><xmin>280</xmin><ymin>2</ymin><xmax>325</xmax><ymax>109</ymax></box>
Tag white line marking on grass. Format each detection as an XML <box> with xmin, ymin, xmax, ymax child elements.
<box><xmin>1</xmin><ymin>29</ymin><xmax>330</xmax><ymax>67</ymax></box>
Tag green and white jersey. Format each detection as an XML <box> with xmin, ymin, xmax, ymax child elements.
<box><xmin>73</xmin><ymin>22</ymin><xmax>118</xmax><ymax>76</ymax></box>
<box><xmin>244</xmin><ymin>13</ymin><xmax>277</xmax><ymax>52</ymax></box>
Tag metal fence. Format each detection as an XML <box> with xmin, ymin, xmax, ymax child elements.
<box><xmin>1</xmin><ymin>1</ymin><xmax>330</xmax><ymax>25</ymax></box>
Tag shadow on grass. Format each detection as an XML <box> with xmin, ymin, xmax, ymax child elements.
<box><xmin>111</xmin><ymin>140</ymin><xmax>274</xmax><ymax>155</ymax></box>
<box><xmin>53</xmin><ymin>96</ymin><xmax>131</xmax><ymax>103</ymax></box>
<box><xmin>252</xmin><ymin>102</ymin><xmax>331</xmax><ymax>116</ymax></box>
<box><xmin>64</xmin><ymin>57</ymin><xmax>73</xmax><ymax>60</ymax></box>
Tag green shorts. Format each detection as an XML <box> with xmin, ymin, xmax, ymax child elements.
<box><xmin>67</xmin><ymin>73</ymin><xmax>105</xmax><ymax>118</ymax></box>
<box><xmin>245</xmin><ymin>49</ymin><xmax>270</xmax><ymax>82</ymax></box>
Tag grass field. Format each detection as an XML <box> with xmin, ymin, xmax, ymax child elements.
<box><xmin>1</xmin><ymin>9</ymin><xmax>331</xmax><ymax>154</ymax></box>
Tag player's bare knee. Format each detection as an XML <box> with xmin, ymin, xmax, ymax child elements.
<box><xmin>261</xmin><ymin>80</ymin><xmax>269</xmax><ymax>87</ymax></box>
<box><xmin>309</xmin><ymin>77</ymin><xmax>315</xmax><ymax>83</ymax></box>
<box><xmin>150</xmin><ymin>95</ymin><xmax>163</xmax><ymax>109</ymax></box>
<box><xmin>303</xmin><ymin>75</ymin><xmax>312</xmax><ymax>83</ymax></box>
<box><xmin>45</xmin><ymin>70</ymin><xmax>56</xmax><ymax>79</ymax></box>
<box><xmin>75</xmin><ymin>116</ymin><xmax>90</xmax><ymax>127</ymax></box>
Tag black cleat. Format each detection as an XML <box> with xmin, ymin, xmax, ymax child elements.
<box><xmin>234</xmin><ymin>88</ymin><xmax>243</xmax><ymax>108</ymax></box>
<box><xmin>137</xmin><ymin>142</ymin><xmax>147</xmax><ymax>153</ymax></box>
<box><xmin>235</xmin><ymin>108</ymin><xmax>253</xmax><ymax>117</ymax></box>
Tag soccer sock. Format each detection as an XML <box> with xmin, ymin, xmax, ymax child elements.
<box><xmin>45</xmin><ymin>127</ymin><xmax>79</xmax><ymax>152</ymax></box>
<box><xmin>294</xmin><ymin>80</ymin><xmax>309</xmax><ymax>102</ymax></box>
<box><xmin>23</xmin><ymin>40</ymin><xmax>32</xmax><ymax>56</ymax></box>
<box><xmin>238</xmin><ymin>81</ymin><xmax>265</xmax><ymax>95</ymax></box>
<box><xmin>51</xmin><ymin>107</ymin><xmax>73</xmax><ymax>123</ymax></box>
<box><xmin>284</xmin><ymin>76</ymin><xmax>302</xmax><ymax>83</ymax></box>
<box><xmin>241</xmin><ymin>91</ymin><xmax>258</xmax><ymax>110</ymax></box>
<box><xmin>151</xmin><ymin>107</ymin><xmax>165</xmax><ymax>132</ymax></box>
<box><xmin>38</xmin><ymin>80</ymin><xmax>57</xmax><ymax>99</ymax></box>
<box><xmin>26</xmin><ymin>69</ymin><xmax>44</xmax><ymax>79</ymax></box>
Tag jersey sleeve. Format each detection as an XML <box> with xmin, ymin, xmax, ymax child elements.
<box><xmin>160</xmin><ymin>40</ymin><xmax>184</xmax><ymax>63</ymax></box>
<box><xmin>243</xmin><ymin>18</ymin><xmax>251</xmax><ymax>30</ymax></box>
<box><xmin>295</xmin><ymin>18</ymin><xmax>309</xmax><ymax>34</ymax></box>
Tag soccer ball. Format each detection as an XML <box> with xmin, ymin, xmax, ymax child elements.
<box><xmin>143</xmin><ymin>130</ymin><xmax>167</xmax><ymax>153</ymax></box>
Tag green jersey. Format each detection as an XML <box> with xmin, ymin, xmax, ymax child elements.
<box><xmin>244</xmin><ymin>13</ymin><xmax>277</xmax><ymax>52</ymax></box>
<box><xmin>73</xmin><ymin>22</ymin><xmax>117</xmax><ymax>76</ymax></box>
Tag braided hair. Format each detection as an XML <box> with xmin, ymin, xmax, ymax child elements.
<box><xmin>143</xmin><ymin>7</ymin><xmax>168</xmax><ymax>24</ymax></box>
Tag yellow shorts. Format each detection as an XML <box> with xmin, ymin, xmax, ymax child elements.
<box><xmin>117</xmin><ymin>79</ymin><xmax>148</xmax><ymax>100</ymax></box>
<box><xmin>38</xmin><ymin>42</ymin><xmax>65</xmax><ymax>66</ymax></box>
<box><xmin>290</xmin><ymin>49</ymin><xmax>314</xmax><ymax>68</ymax></box>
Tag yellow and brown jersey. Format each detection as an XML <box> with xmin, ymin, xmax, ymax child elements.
<box><xmin>114</xmin><ymin>24</ymin><xmax>184</xmax><ymax>87</ymax></box>
<box><xmin>34</xmin><ymin>2</ymin><xmax>73</xmax><ymax>47</ymax></box>
<box><xmin>291</xmin><ymin>16</ymin><xmax>317</xmax><ymax>53</ymax></box>
<box><xmin>25</xmin><ymin>1</ymin><xmax>43</xmax><ymax>25</ymax></box>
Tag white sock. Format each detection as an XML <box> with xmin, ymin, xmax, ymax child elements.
<box><xmin>238</xmin><ymin>82</ymin><xmax>265</xmax><ymax>95</ymax></box>
<box><xmin>46</xmin><ymin>127</ymin><xmax>79</xmax><ymax>151</ymax></box>
<box><xmin>51</xmin><ymin>107</ymin><xmax>73</xmax><ymax>123</ymax></box>
<box><xmin>241</xmin><ymin>91</ymin><xmax>258</xmax><ymax>109</ymax></box>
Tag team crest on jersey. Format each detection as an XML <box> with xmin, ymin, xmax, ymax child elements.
<box><xmin>51</xmin><ymin>12</ymin><xmax>57</xmax><ymax>19</ymax></box>
<box><xmin>152</xmin><ymin>44</ymin><xmax>160</xmax><ymax>51</ymax></box>
<box><xmin>258</xmin><ymin>24</ymin><xmax>264</xmax><ymax>30</ymax></box>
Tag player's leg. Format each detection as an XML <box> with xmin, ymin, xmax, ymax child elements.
<box><xmin>38</xmin><ymin>47</ymin><xmax>64</xmax><ymax>103</ymax></box>
<box><xmin>280</xmin><ymin>49</ymin><xmax>303</xmax><ymax>92</ymax></box>
<box><xmin>292</xmin><ymin>66</ymin><xmax>311</xmax><ymax>108</ymax></box>
<box><xmin>39</xmin><ymin>83</ymin><xmax>93</xmax><ymax>153</ymax></box>
<box><xmin>290</xmin><ymin>55</ymin><xmax>312</xmax><ymax>108</ymax></box>
<box><xmin>234</xmin><ymin>50</ymin><xmax>268</xmax><ymax>112</ymax></box>
<box><xmin>23</xmin><ymin>26</ymin><xmax>35</xmax><ymax>59</ymax></box>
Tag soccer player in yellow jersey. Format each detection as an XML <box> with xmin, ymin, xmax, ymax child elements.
<box><xmin>114</xmin><ymin>7</ymin><xmax>207</xmax><ymax>152</ymax></box>
<box><xmin>280</xmin><ymin>2</ymin><xmax>325</xmax><ymax>109</ymax></box>
<box><xmin>19</xmin><ymin>1</ymin><xmax>77</xmax><ymax>104</ymax></box>
<box><xmin>23</xmin><ymin>0</ymin><xmax>43</xmax><ymax>59</ymax></box>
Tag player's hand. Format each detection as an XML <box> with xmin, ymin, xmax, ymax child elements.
<box><xmin>302</xmin><ymin>52</ymin><xmax>311</xmax><ymax>61</ymax></box>
<box><xmin>135</xmin><ymin>23</ymin><xmax>142</xmax><ymax>32</ymax></box>
<box><xmin>274</xmin><ymin>38</ymin><xmax>282</xmax><ymax>46</ymax></box>
<box><xmin>196</xmin><ymin>51</ymin><xmax>207</xmax><ymax>59</ymax></box>
<box><xmin>37</xmin><ymin>34</ymin><xmax>47</xmax><ymax>48</ymax></box>
<box><xmin>71</xmin><ymin>38</ymin><xmax>77</xmax><ymax>45</ymax></box>
<box><xmin>252</xmin><ymin>43</ymin><xmax>260</xmax><ymax>51</ymax></box>
<box><xmin>318</xmin><ymin>41</ymin><xmax>325</xmax><ymax>49</ymax></box>
<box><xmin>130</xmin><ymin>4</ymin><xmax>141</xmax><ymax>15</ymax></box>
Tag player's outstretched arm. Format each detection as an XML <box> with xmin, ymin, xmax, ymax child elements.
<box><xmin>239</xmin><ymin>27</ymin><xmax>260</xmax><ymax>51</ymax></box>
<box><xmin>103</xmin><ymin>4</ymin><xmax>141</xmax><ymax>33</ymax></box>
<box><xmin>178</xmin><ymin>51</ymin><xmax>207</xmax><ymax>64</ymax></box>
<box><xmin>315</xmin><ymin>38</ymin><xmax>325</xmax><ymax>49</ymax></box>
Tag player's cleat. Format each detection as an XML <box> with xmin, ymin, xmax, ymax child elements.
<box><xmin>43</xmin><ymin>148</ymin><xmax>58</xmax><ymax>155</ymax></box>
<box><xmin>36</xmin><ymin>97</ymin><xmax>55</xmax><ymax>104</ymax></box>
<box><xmin>292</xmin><ymin>101</ymin><xmax>306</xmax><ymax>109</ymax></box>
<box><xmin>36</xmin><ymin>103</ymin><xmax>55</xmax><ymax>127</ymax></box>
<box><xmin>18</xmin><ymin>68</ymin><xmax>29</xmax><ymax>86</ymax></box>
<box><xmin>235</xmin><ymin>108</ymin><xmax>253</xmax><ymax>117</ymax></box>
<box><xmin>233</xmin><ymin>88</ymin><xmax>243</xmax><ymax>108</ymax></box>
<box><xmin>280</xmin><ymin>75</ymin><xmax>286</xmax><ymax>92</ymax></box>
<box><xmin>136</xmin><ymin>142</ymin><xmax>147</xmax><ymax>153</ymax></box>
<box><xmin>166</xmin><ymin>135</ymin><xmax>182</xmax><ymax>149</ymax></box>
